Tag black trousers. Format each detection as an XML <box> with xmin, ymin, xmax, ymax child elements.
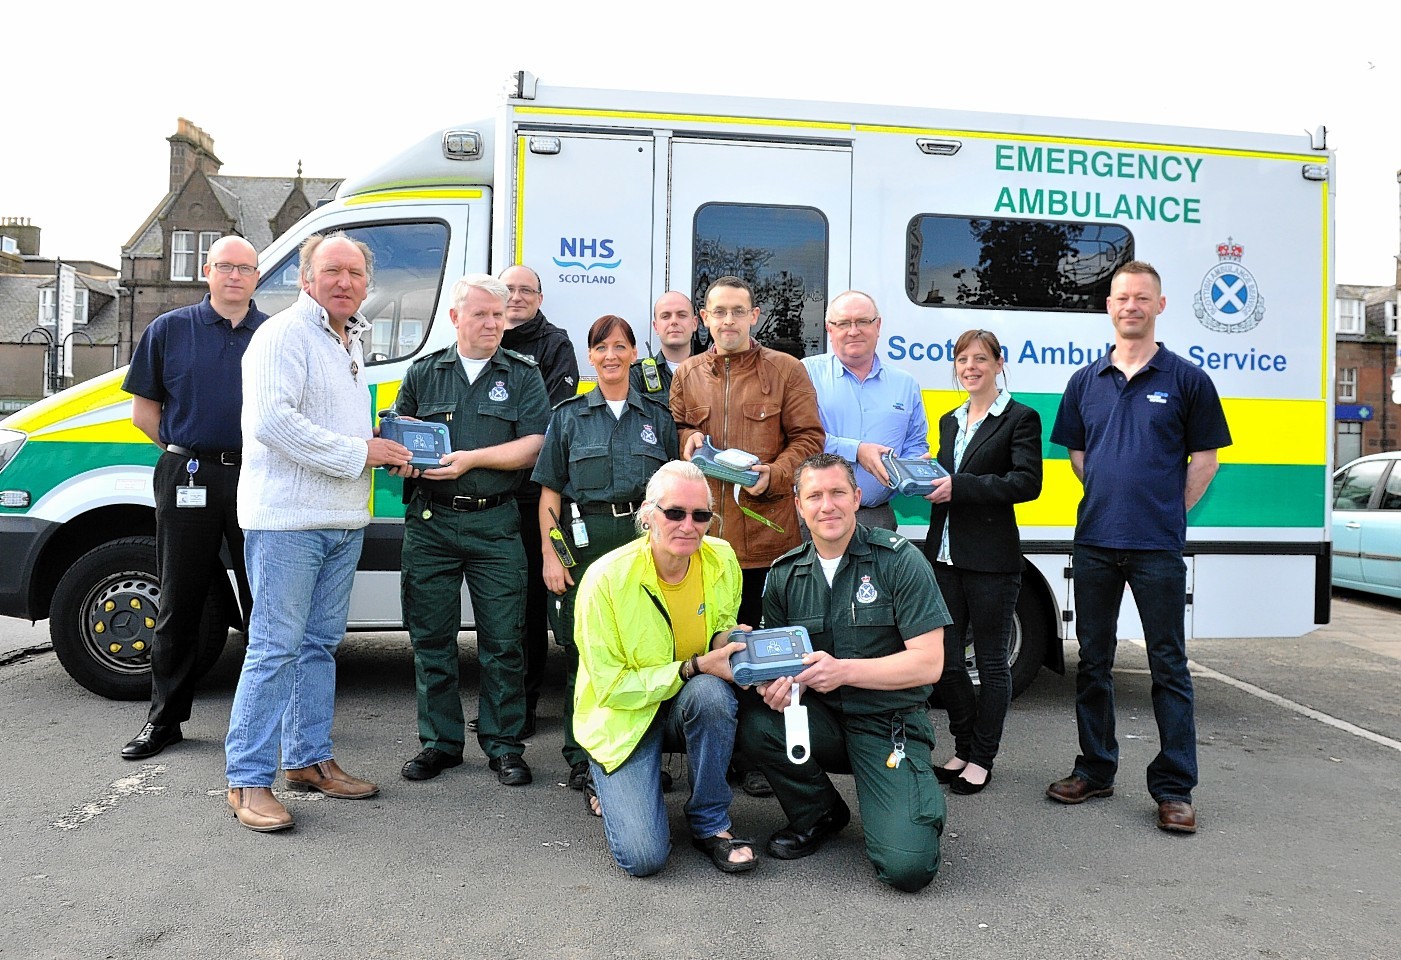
<box><xmin>148</xmin><ymin>451</ymin><xmax>249</xmax><ymax>726</ymax></box>
<box><xmin>518</xmin><ymin>494</ymin><xmax>547</xmax><ymax>709</ymax></box>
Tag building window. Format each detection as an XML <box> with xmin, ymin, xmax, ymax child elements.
<box><xmin>1338</xmin><ymin>367</ymin><xmax>1357</xmax><ymax>403</ymax></box>
<box><xmin>39</xmin><ymin>287</ymin><xmax>90</xmax><ymax>325</ymax></box>
<box><xmin>170</xmin><ymin>231</ymin><xmax>195</xmax><ymax>281</ymax></box>
<box><xmin>198</xmin><ymin>231</ymin><xmax>220</xmax><ymax>272</ymax></box>
<box><xmin>906</xmin><ymin>215</ymin><xmax>1133</xmax><ymax>312</ymax></box>
<box><xmin>1386</xmin><ymin>299</ymin><xmax>1398</xmax><ymax>338</ymax></box>
<box><xmin>1336</xmin><ymin>298</ymin><xmax>1364</xmax><ymax>335</ymax></box>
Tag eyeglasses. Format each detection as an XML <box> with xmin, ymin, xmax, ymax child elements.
<box><xmin>827</xmin><ymin>317</ymin><xmax>879</xmax><ymax>331</ymax></box>
<box><xmin>658</xmin><ymin>506</ymin><xmax>714</xmax><ymax>524</ymax></box>
<box><xmin>211</xmin><ymin>262</ymin><xmax>257</xmax><ymax>276</ymax></box>
<box><xmin>506</xmin><ymin>285</ymin><xmax>539</xmax><ymax>296</ymax></box>
<box><xmin>705</xmin><ymin>307</ymin><xmax>754</xmax><ymax>320</ymax></box>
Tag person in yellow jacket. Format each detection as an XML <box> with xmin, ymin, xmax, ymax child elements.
<box><xmin>574</xmin><ymin>460</ymin><xmax>758</xmax><ymax>876</ymax></box>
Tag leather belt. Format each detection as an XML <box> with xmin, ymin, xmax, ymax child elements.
<box><xmin>421</xmin><ymin>491</ymin><xmax>512</xmax><ymax>513</ymax></box>
<box><xmin>577</xmin><ymin>501</ymin><xmax>641</xmax><ymax>517</ymax></box>
<box><xmin>167</xmin><ymin>444</ymin><xmax>240</xmax><ymax>466</ymax></box>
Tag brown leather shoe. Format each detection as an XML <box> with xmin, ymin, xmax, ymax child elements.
<box><xmin>1157</xmin><ymin>800</ymin><xmax>1198</xmax><ymax>834</ymax></box>
<box><xmin>284</xmin><ymin>759</ymin><xmax>380</xmax><ymax>799</ymax></box>
<box><xmin>227</xmin><ymin>787</ymin><xmax>293</xmax><ymax>832</ymax></box>
<box><xmin>1046</xmin><ymin>774</ymin><xmax>1115</xmax><ymax>804</ymax></box>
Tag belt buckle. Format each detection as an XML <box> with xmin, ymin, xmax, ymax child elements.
<box><xmin>611</xmin><ymin>501</ymin><xmax>635</xmax><ymax>518</ymax></box>
<box><xmin>452</xmin><ymin>496</ymin><xmax>484</xmax><ymax>511</ymax></box>
<box><xmin>219</xmin><ymin>452</ymin><xmax>239</xmax><ymax>466</ymax></box>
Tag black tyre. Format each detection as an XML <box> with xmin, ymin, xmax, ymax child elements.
<box><xmin>928</xmin><ymin>574</ymin><xmax>1053</xmax><ymax>707</ymax></box>
<box><xmin>50</xmin><ymin>537</ymin><xmax>230</xmax><ymax>701</ymax></box>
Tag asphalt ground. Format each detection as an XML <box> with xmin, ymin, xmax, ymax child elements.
<box><xmin>1</xmin><ymin>592</ymin><xmax>1398</xmax><ymax>959</ymax></box>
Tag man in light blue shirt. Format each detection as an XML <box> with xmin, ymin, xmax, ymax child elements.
<box><xmin>801</xmin><ymin>290</ymin><xmax>929</xmax><ymax>531</ymax></box>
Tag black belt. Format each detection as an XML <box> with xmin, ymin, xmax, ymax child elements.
<box><xmin>420</xmin><ymin>491</ymin><xmax>512</xmax><ymax>513</ymax></box>
<box><xmin>577</xmin><ymin>500</ymin><xmax>641</xmax><ymax>517</ymax></box>
<box><xmin>166</xmin><ymin>444</ymin><xmax>240</xmax><ymax>466</ymax></box>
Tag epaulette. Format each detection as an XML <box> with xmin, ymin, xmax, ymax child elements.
<box><xmin>499</xmin><ymin>346</ymin><xmax>539</xmax><ymax>367</ymax></box>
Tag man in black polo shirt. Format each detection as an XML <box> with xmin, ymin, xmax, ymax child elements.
<box><xmin>120</xmin><ymin>235</ymin><xmax>265</xmax><ymax>759</ymax></box>
<box><xmin>1046</xmin><ymin>260</ymin><xmax>1231</xmax><ymax>834</ymax></box>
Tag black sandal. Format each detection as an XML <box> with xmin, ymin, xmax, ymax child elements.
<box><xmin>691</xmin><ymin>834</ymin><xmax>759</xmax><ymax>874</ymax></box>
<box><xmin>583</xmin><ymin>772</ymin><xmax>602</xmax><ymax>818</ymax></box>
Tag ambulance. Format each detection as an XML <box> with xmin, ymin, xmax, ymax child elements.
<box><xmin>0</xmin><ymin>71</ymin><xmax>1334</xmax><ymax>700</ymax></box>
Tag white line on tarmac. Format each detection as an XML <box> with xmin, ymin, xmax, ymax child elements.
<box><xmin>1121</xmin><ymin>641</ymin><xmax>1401</xmax><ymax>754</ymax></box>
<box><xmin>50</xmin><ymin>764</ymin><xmax>167</xmax><ymax>830</ymax></box>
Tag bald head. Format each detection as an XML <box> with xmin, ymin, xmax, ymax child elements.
<box><xmin>202</xmin><ymin>235</ymin><xmax>260</xmax><ymax>322</ymax></box>
<box><xmin>651</xmin><ymin>290</ymin><xmax>698</xmax><ymax>363</ymax></box>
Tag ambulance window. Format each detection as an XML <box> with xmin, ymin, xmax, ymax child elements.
<box><xmin>255</xmin><ymin>220</ymin><xmax>449</xmax><ymax>364</ymax></box>
<box><xmin>906</xmin><ymin>215</ymin><xmax>1133</xmax><ymax>312</ymax></box>
<box><xmin>693</xmin><ymin>203</ymin><xmax>828</xmax><ymax>358</ymax></box>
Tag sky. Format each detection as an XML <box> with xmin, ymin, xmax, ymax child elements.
<box><xmin>3</xmin><ymin>1</ymin><xmax>1398</xmax><ymax>285</ymax></box>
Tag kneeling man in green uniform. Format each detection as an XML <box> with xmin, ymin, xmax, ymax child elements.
<box><xmin>736</xmin><ymin>453</ymin><xmax>950</xmax><ymax>892</ymax></box>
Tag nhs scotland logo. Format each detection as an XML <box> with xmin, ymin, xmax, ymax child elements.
<box><xmin>553</xmin><ymin>237</ymin><xmax>621</xmax><ymax>286</ymax></box>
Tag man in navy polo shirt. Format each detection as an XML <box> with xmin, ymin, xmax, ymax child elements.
<box><xmin>120</xmin><ymin>235</ymin><xmax>265</xmax><ymax>760</ymax></box>
<box><xmin>1046</xmin><ymin>260</ymin><xmax>1231</xmax><ymax>835</ymax></box>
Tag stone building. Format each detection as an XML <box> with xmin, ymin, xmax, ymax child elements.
<box><xmin>117</xmin><ymin>119</ymin><xmax>340</xmax><ymax>361</ymax></box>
<box><xmin>1334</xmin><ymin>281</ymin><xmax>1400</xmax><ymax>465</ymax></box>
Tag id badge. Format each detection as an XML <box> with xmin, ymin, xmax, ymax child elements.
<box><xmin>176</xmin><ymin>486</ymin><xmax>207</xmax><ymax>508</ymax></box>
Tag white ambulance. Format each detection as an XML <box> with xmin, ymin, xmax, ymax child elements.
<box><xmin>0</xmin><ymin>71</ymin><xmax>1334</xmax><ymax>699</ymax></box>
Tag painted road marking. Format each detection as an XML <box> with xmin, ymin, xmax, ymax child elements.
<box><xmin>51</xmin><ymin>764</ymin><xmax>166</xmax><ymax>830</ymax></box>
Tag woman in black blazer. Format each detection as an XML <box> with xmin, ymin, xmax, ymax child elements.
<box><xmin>922</xmin><ymin>329</ymin><xmax>1043</xmax><ymax>794</ymax></box>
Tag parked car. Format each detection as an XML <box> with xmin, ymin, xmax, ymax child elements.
<box><xmin>1332</xmin><ymin>451</ymin><xmax>1401</xmax><ymax>599</ymax></box>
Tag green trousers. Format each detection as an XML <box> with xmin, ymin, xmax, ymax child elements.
<box><xmin>402</xmin><ymin>500</ymin><xmax>527</xmax><ymax>760</ymax></box>
<box><xmin>548</xmin><ymin>513</ymin><xmax>639</xmax><ymax>766</ymax></box>
<box><xmin>737</xmin><ymin>697</ymin><xmax>945</xmax><ymax>892</ymax></box>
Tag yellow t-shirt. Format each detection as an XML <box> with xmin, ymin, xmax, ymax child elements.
<box><xmin>656</xmin><ymin>559</ymin><xmax>708</xmax><ymax>662</ymax></box>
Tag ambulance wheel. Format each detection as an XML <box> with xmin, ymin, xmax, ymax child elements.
<box><xmin>50</xmin><ymin>537</ymin><xmax>230</xmax><ymax>701</ymax></box>
<box><xmin>927</xmin><ymin>579</ymin><xmax>1051</xmax><ymax>707</ymax></box>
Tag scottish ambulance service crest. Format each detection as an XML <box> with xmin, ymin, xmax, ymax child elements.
<box><xmin>1193</xmin><ymin>238</ymin><xmax>1265</xmax><ymax>334</ymax></box>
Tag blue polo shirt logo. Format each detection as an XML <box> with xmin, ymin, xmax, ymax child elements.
<box><xmin>1148</xmin><ymin>391</ymin><xmax>1169</xmax><ymax>404</ymax></box>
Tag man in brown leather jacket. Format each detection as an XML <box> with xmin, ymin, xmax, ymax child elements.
<box><xmin>670</xmin><ymin>276</ymin><xmax>825</xmax><ymax>627</ymax></box>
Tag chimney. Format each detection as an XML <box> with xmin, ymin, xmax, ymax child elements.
<box><xmin>167</xmin><ymin>118</ymin><xmax>223</xmax><ymax>193</ymax></box>
<box><xmin>0</xmin><ymin>216</ymin><xmax>42</xmax><ymax>256</ymax></box>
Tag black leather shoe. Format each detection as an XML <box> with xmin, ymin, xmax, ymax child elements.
<box><xmin>767</xmin><ymin>798</ymin><xmax>851</xmax><ymax>860</ymax></box>
<box><xmin>567</xmin><ymin>760</ymin><xmax>590</xmax><ymax>791</ymax></box>
<box><xmin>121</xmin><ymin>722</ymin><xmax>183</xmax><ymax>760</ymax></box>
<box><xmin>489</xmin><ymin>752</ymin><xmax>532</xmax><ymax>786</ymax></box>
<box><xmin>401</xmin><ymin>747</ymin><xmax>463</xmax><ymax>781</ymax></box>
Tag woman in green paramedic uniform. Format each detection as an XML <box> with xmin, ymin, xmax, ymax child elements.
<box><xmin>532</xmin><ymin>315</ymin><xmax>679</xmax><ymax>792</ymax></box>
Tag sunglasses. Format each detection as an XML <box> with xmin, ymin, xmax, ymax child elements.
<box><xmin>658</xmin><ymin>506</ymin><xmax>714</xmax><ymax>524</ymax></box>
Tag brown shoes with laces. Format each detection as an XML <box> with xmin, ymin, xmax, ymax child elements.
<box><xmin>283</xmin><ymin>758</ymin><xmax>380</xmax><ymax>799</ymax></box>
<box><xmin>227</xmin><ymin>787</ymin><xmax>294</xmax><ymax>832</ymax></box>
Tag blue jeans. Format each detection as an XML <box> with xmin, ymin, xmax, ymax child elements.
<box><xmin>589</xmin><ymin>675</ymin><xmax>739</xmax><ymax>877</ymax></box>
<box><xmin>1071</xmin><ymin>544</ymin><xmax>1196</xmax><ymax>803</ymax></box>
<box><xmin>225</xmin><ymin>528</ymin><xmax>364</xmax><ymax>787</ymax></box>
<box><xmin>932</xmin><ymin>564</ymin><xmax>1020</xmax><ymax>769</ymax></box>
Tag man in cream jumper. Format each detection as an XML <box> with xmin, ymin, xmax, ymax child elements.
<box><xmin>225</xmin><ymin>232</ymin><xmax>413</xmax><ymax>833</ymax></box>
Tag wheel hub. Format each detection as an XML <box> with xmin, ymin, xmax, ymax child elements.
<box><xmin>88</xmin><ymin>579</ymin><xmax>159</xmax><ymax>663</ymax></box>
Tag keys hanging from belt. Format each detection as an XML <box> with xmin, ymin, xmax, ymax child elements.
<box><xmin>886</xmin><ymin>715</ymin><xmax>907</xmax><ymax>769</ymax></box>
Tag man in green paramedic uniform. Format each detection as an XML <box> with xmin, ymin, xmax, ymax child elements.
<box><xmin>736</xmin><ymin>453</ymin><xmax>950</xmax><ymax>892</ymax></box>
<box><xmin>392</xmin><ymin>274</ymin><xmax>551</xmax><ymax>787</ymax></box>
